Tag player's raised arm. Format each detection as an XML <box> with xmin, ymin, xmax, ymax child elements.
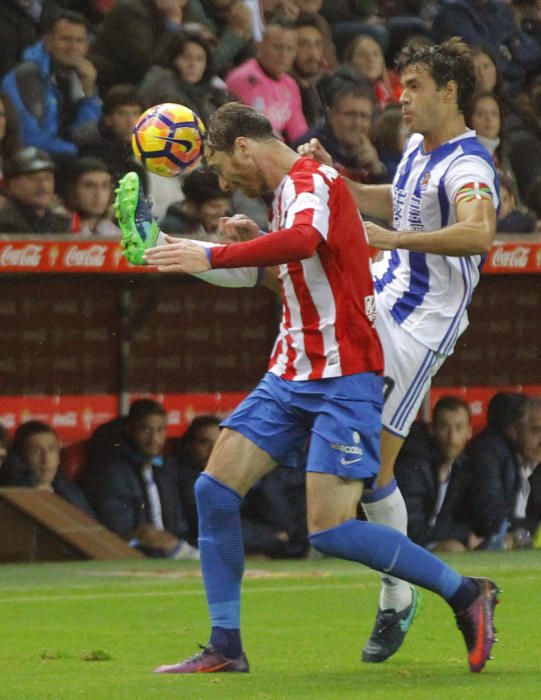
<box><xmin>298</xmin><ymin>137</ymin><xmax>394</xmax><ymax>223</ymax></box>
<box><xmin>366</xmin><ymin>181</ymin><xmax>497</xmax><ymax>256</ymax></box>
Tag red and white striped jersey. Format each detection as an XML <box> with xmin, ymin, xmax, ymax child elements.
<box><xmin>268</xmin><ymin>157</ymin><xmax>383</xmax><ymax>380</ymax></box>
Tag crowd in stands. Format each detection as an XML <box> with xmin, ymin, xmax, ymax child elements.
<box><xmin>0</xmin><ymin>392</ymin><xmax>540</xmax><ymax>557</ymax></box>
<box><xmin>1</xmin><ymin>0</ymin><xmax>541</xmax><ymax>235</ymax></box>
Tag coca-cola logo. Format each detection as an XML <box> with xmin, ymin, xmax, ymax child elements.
<box><xmin>63</xmin><ymin>244</ymin><xmax>107</xmax><ymax>267</ymax></box>
<box><xmin>0</xmin><ymin>243</ymin><xmax>43</xmax><ymax>267</ymax></box>
<box><xmin>491</xmin><ymin>245</ymin><xmax>530</xmax><ymax>268</ymax></box>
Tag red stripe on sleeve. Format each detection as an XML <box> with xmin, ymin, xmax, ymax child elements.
<box><xmin>209</xmin><ymin>225</ymin><xmax>322</xmax><ymax>268</ymax></box>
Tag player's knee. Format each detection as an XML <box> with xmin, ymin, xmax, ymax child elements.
<box><xmin>194</xmin><ymin>472</ymin><xmax>241</xmax><ymax>516</ymax></box>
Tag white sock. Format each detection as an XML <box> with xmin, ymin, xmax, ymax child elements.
<box><xmin>362</xmin><ymin>483</ymin><xmax>413</xmax><ymax>612</ymax></box>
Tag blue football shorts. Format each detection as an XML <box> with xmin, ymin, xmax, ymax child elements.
<box><xmin>221</xmin><ymin>371</ymin><xmax>383</xmax><ymax>483</ymax></box>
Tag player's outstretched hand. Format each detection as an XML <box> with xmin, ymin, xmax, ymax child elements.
<box><xmin>297</xmin><ymin>138</ymin><xmax>333</xmax><ymax>166</ymax></box>
<box><xmin>219</xmin><ymin>214</ymin><xmax>260</xmax><ymax>242</ymax></box>
<box><xmin>365</xmin><ymin>221</ymin><xmax>399</xmax><ymax>250</ymax></box>
<box><xmin>144</xmin><ymin>235</ymin><xmax>211</xmax><ymax>273</ymax></box>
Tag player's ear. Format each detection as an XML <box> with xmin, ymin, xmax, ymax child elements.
<box><xmin>444</xmin><ymin>80</ymin><xmax>458</xmax><ymax>104</ymax></box>
<box><xmin>234</xmin><ymin>136</ymin><xmax>252</xmax><ymax>159</ymax></box>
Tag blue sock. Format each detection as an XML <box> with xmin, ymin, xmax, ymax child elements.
<box><xmin>195</xmin><ymin>473</ymin><xmax>244</xmax><ymax>658</ymax></box>
<box><xmin>310</xmin><ymin>518</ymin><xmax>465</xmax><ymax>602</ymax></box>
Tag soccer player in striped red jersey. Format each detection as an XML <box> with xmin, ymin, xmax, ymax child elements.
<box><xmin>139</xmin><ymin>102</ymin><xmax>499</xmax><ymax>675</ymax></box>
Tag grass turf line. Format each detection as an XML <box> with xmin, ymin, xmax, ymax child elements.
<box><xmin>0</xmin><ymin>553</ymin><xmax>540</xmax><ymax>699</ymax></box>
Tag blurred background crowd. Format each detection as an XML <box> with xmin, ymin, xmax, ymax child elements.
<box><xmin>0</xmin><ymin>0</ymin><xmax>540</xmax><ymax>559</ymax></box>
<box><xmin>1</xmin><ymin>0</ymin><xmax>541</xmax><ymax>238</ymax></box>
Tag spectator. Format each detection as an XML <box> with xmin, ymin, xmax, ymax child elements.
<box><xmin>0</xmin><ymin>0</ymin><xmax>59</xmax><ymax>78</ymax></box>
<box><xmin>472</xmin><ymin>46</ymin><xmax>502</xmax><ymax>96</ymax></box>
<box><xmin>432</xmin><ymin>0</ymin><xmax>541</xmax><ymax>94</ymax></box>
<box><xmin>344</xmin><ymin>32</ymin><xmax>402</xmax><ymax>111</ymax></box>
<box><xmin>90</xmin><ymin>0</ymin><xmax>208</xmax><ymax>93</ymax></box>
<box><xmin>160</xmin><ymin>166</ymin><xmax>231</xmax><ymax>239</ymax></box>
<box><xmin>469</xmin><ymin>92</ymin><xmax>514</xmax><ymax>176</ymax></box>
<box><xmin>175</xmin><ymin>414</ymin><xmax>221</xmax><ymax>541</ymax></box>
<box><xmin>85</xmin><ymin>399</ymin><xmax>199</xmax><ymax>559</ymax></box>
<box><xmin>507</xmin><ymin>77</ymin><xmax>541</xmax><ymax>218</ymax></box>
<box><xmin>497</xmin><ymin>170</ymin><xmax>538</xmax><ymax>233</ymax></box>
<box><xmin>511</xmin><ymin>0</ymin><xmax>541</xmax><ymax>47</ymax></box>
<box><xmin>1</xmin><ymin>11</ymin><xmax>102</xmax><ymax>161</ymax></box>
<box><xmin>139</xmin><ymin>30</ymin><xmax>228</xmax><ymax>124</ymax></box>
<box><xmin>242</xmin><ymin>467</ymin><xmax>309</xmax><ymax>558</ymax></box>
<box><xmin>370</xmin><ymin>103</ymin><xmax>406</xmax><ymax>181</ymax></box>
<box><xmin>73</xmin><ymin>84</ymin><xmax>146</xmax><ymax>188</ymax></box>
<box><xmin>0</xmin><ymin>420</ymin><xmax>96</xmax><ymax>518</ymax></box>
<box><xmin>293</xmin><ymin>67</ymin><xmax>387</xmax><ymax>183</ymax></box>
<box><xmin>467</xmin><ymin>90</ymin><xmax>535</xmax><ymax>229</ymax></box>
<box><xmin>292</xmin><ymin>0</ymin><xmax>338</xmax><ymax>69</ymax></box>
<box><xmin>319</xmin><ymin>0</ymin><xmax>386</xmax><ymax>53</ymax></box>
<box><xmin>467</xmin><ymin>393</ymin><xmax>541</xmax><ymax>549</ymax></box>
<box><xmin>291</xmin><ymin>13</ymin><xmax>327</xmax><ymax>128</ymax></box>
<box><xmin>175</xmin><ymin>414</ymin><xmax>308</xmax><ymax>557</ymax></box>
<box><xmin>64</xmin><ymin>157</ymin><xmax>120</xmax><ymax>237</ymax></box>
<box><xmin>198</xmin><ymin>0</ymin><xmax>255</xmax><ymax>76</ymax></box>
<box><xmin>0</xmin><ymin>91</ymin><xmax>23</xmax><ymax>193</ymax></box>
<box><xmin>395</xmin><ymin>397</ymin><xmax>478</xmax><ymax>552</ymax></box>
<box><xmin>0</xmin><ymin>423</ymin><xmax>9</xmax><ymax>473</ymax></box>
<box><xmin>226</xmin><ymin>17</ymin><xmax>308</xmax><ymax>143</ymax></box>
<box><xmin>0</xmin><ymin>147</ymin><xmax>70</xmax><ymax>234</ymax></box>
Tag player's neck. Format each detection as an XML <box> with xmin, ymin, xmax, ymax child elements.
<box><xmin>256</xmin><ymin>141</ymin><xmax>301</xmax><ymax>191</ymax></box>
<box><xmin>422</xmin><ymin>115</ymin><xmax>468</xmax><ymax>153</ymax></box>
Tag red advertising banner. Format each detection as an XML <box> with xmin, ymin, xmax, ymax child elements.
<box><xmin>0</xmin><ymin>239</ymin><xmax>143</xmax><ymax>273</ymax></box>
<box><xmin>483</xmin><ymin>240</ymin><xmax>541</xmax><ymax>274</ymax></box>
<box><xmin>1</xmin><ymin>239</ymin><xmax>540</xmax><ymax>274</ymax></box>
<box><xmin>0</xmin><ymin>392</ymin><xmax>247</xmax><ymax>444</ymax></box>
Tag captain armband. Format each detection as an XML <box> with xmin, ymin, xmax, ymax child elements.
<box><xmin>455</xmin><ymin>182</ymin><xmax>493</xmax><ymax>206</ymax></box>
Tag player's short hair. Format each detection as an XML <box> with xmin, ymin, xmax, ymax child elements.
<box><xmin>396</xmin><ymin>36</ymin><xmax>476</xmax><ymax>115</ymax></box>
<box><xmin>103</xmin><ymin>84</ymin><xmax>144</xmax><ymax>116</ymax></box>
<box><xmin>206</xmin><ymin>103</ymin><xmax>275</xmax><ymax>154</ymax></box>
<box><xmin>13</xmin><ymin>421</ymin><xmax>57</xmax><ymax>453</ymax></box>
<box><xmin>128</xmin><ymin>399</ymin><xmax>167</xmax><ymax>425</ymax></box>
<box><xmin>433</xmin><ymin>396</ymin><xmax>471</xmax><ymax>422</ymax></box>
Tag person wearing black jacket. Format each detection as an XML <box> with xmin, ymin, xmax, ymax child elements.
<box><xmin>0</xmin><ymin>420</ymin><xmax>96</xmax><ymax>519</ymax></box>
<box><xmin>84</xmin><ymin>399</ymin><xmax>199</xmax><ymax>559</ymax></box>
<box><xmin>395</xmin><ymin>396</ymin><xmax>476</xmax><ymax>551</ymax></box>
<box><xmin>467</xmin><ymin>393</ymin><xmax>541</xmax><ymax>549</ymax></box>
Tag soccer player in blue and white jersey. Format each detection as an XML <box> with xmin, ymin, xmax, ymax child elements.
<box><xmin>302</xmin><ymin>36</ymin><xmax>499</xmax><ymax>662</ymax></box>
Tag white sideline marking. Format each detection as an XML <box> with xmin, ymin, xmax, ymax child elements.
<box><xmin>0</xmin><ymin>581</ymin><xmax>372</xmax><ymax>605</ymax></box>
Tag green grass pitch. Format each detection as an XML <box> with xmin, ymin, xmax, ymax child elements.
<box><xmin>1</xmin><ymin>552</ymin><xmax>540</xmax><ymax>699</ymax></box>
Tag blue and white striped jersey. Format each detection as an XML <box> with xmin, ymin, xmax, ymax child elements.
<box><xmin>372</xmin><ymin>130</ymin><xmax>499</xmax><ymax>356</ymax></box>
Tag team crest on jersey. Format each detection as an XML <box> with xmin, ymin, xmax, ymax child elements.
<box><xmin>365</xmin><ymin>294</ymin><xmax>376</xmax><ymax>325</ymax></box>
<box><xmin>421</xmin><ymin>172</ymin><xmax>431</xmax><ymax>187</ymax></box>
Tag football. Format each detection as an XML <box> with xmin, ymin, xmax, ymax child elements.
<box><xmin>131</xmin><ymin>103</ymin><xmax>206</xmax><ymax>177</ymax></box>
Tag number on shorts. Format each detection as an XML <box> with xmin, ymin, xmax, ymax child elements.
<box><xmin>383</xmin><ymin>376</ymin><xmax>395</xmax><ymax>404</ymax></box>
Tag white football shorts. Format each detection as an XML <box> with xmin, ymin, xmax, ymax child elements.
<box><xmin>375</xmin><ymin>303</ymin><xmax>447</xmax><ymax>438</ymax></box>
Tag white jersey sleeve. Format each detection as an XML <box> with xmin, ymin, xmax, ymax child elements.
<box><xmin>156</xmin><ymin>232</ymin><xmax>260</xmax><ymax>287</ymax></box>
